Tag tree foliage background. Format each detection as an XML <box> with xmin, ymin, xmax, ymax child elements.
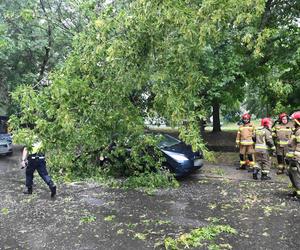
<box><xmin>0</xmin><ymin>0</ymin><xmax>95</xmax><ymax>113</ymax></box>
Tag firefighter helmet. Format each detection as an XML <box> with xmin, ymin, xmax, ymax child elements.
<box><xmin>242</xmin><ymin>113</ymin><xmax>251</xmax><ymax>120</ymax></box>
<box><xmin>291</xmin><ymin>111</ymin><xmax>300</xmax><ymax>126</ymax></box>
<box><xmin>261</xmin><ymin>117</ymin><xmax>272</xmax><ymax>127</ymax></box>
<box><xmin>279</xmin><ymin>113</ymin><xmax>288</xmax><ymax>121</ymax></box>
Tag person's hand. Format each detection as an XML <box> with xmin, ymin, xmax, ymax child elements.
<box><xmin>21</xmin><ymin>160</ymin><xmax>27</xmax><ymax>169</ymax></box>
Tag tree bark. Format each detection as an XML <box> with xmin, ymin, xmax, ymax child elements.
<box><xmin>37</xmin><ymin>0</ymin><xmax>52</xmax><ymax>84</ymax></box>
<box><xmin>212</xmin><ymin>102</ymin><xmax>221</xmax><ymax>132</ymax></box>
<box><xmin>259</xmin><ymin>0</ymin><xmax>274</xmax><ymax>31</ymax></box>
<box><xmin>199</xmin><ymin>118</ymin><xmax>206</xmax><ymax>136</ymax></box>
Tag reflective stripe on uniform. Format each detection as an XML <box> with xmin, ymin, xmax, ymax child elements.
<box><xmin>30</xmin><ymin>156</ymin><xmax>45</xmax><ymax>159</ymax></box>
<box><xmin>241</xmin><ymin>142</ymin><xmax>254</xmax><ymax>145</ymax></box>
<box><xmin>278</xmin><ymin>141</ymin><xmax>289</xmax><ymax>145</ymax></box>
<box><xmin>296</xmin><ymin>136</ymin><xmax>300</xmax><ymax>143</ymax></box>
<box><xmin>255</xmin><ymin>143</ymin><xmax>268</xmax><ymax>150</ymax></box>
<box><xmin>256</xmin><ymin>129</ymin><xmax>264</xmax><ymax>134</ymax></box>
<box><xmin>249</xmin><ymin>161</ymin><xmax>255</xmax><ymax>166</ymax></box>
<box><xmin>240</xmin><ymin>140</ymin><xmax>254</xmax><ymax>145</ymax></box>
<box><xmin>240</xmin><ymin>161</ymin><xmax>246</xmax><ymax>165</ymax></box>
<box><xmin>286</xmin><ymin>152</ymin><xmax>295</xmax><ymax>158</ymax></box>
<box><xmin>275</xmin><ymin>128</ymin><xmax>292</xmax><ymax>132</ymax></box>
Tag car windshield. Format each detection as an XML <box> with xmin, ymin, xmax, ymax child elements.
<box><xmin>158</xmin><ymin>135</ymin><xmax>181</xmax><ymax>148</ymax></box>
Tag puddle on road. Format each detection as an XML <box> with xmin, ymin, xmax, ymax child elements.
<box><xmin>163</xmin><ymin>200</ymin><xmax>207</xmax><ymax>227</ymax></box>
<box><xmin>169</xmin><ymin>216</ymin><xmax>207</xmax><ymax>227</ymax></box>
<box><xmin>81</xmin><ymin>197</ymin><xmax>106</xmax><ymax>207</ymax></box>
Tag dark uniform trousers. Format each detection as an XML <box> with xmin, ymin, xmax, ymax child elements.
<box><xmin>26</xmin><ymin>154</ymin><xmax>53</xmax><ymax>188</ymax></box>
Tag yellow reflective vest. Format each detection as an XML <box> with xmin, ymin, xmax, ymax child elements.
<box><xmin>30</xmin><ymin>142</ymin><xmax>43</xmax><ymax>154</ymax></box>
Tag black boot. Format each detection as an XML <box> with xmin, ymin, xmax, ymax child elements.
<box><xmin>50</xmin><ymin>185</ymin><xmax>56</xmax><ymax>198</ymax></box>
<box><xmin>261</xmin><ymin>173</ymin><xmax>271</xmax><ymax>181</ymax></box>
<box><xmin>287</xmin><ymin>191</ymin><xmax>297</xmax><ymax>197</ymax></box>
<box><xmin>276</xmin><ymin>169</ymin><xmax>284</xmax><ymax>175</ymax></box>
<box><xmin>23</xmin><ymin>186</ymin><xmax>32</xmax><ymax>195</ymax></box>
<box><xmin>236</xmin><ymin>164</ymin><xmax>246</xmax><ymax>170</ymax></box>
<box><xmin>253</xmin><ymin>169</ymin><xmax>258</xmax><ymax>180</ymax></box>
<box><xmin>48</xmin><ymin>181</ymin><xmax>57</xmax><ymax>198</ymax></box>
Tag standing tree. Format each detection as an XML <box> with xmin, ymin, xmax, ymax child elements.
<box><xmin>243</xmin><ymin>0</ymin><xmax>300</xmax><ymax>116</ymax></box>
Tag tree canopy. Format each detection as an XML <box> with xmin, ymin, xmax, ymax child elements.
<box><xmin>7</xmin><ymin>0</ymin><xmax>300</xmax><ymax>180</ymax></box>
<box><xmin>0</xmin><ymin>0</ymin><xmax>93</xmax><ymax>113</ymax></box>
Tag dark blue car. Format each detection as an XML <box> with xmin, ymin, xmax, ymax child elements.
<box><xmin>158</xmin><ymin>134</ymin><xmax>204</xmax><ymax>177</ymax></box>
<box><xmin>98</xmin><ymin>134</ymin><xmax>204</xmax><ymax>178</ymax></box>
<box><xmin>0</xmin><ymin>133</ymin><xmax>13</xmax><ymax>156</ymax></box>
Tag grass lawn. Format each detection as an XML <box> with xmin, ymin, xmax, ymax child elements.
<box><xmin>148</xmin><ymin>120</ymin><xmax>261</xmax><ymax>134</ymax></box>
<box><xmin>205</xmin><ymin>119</ymin><xmax>261</xmax><ymax>132</ymax></box>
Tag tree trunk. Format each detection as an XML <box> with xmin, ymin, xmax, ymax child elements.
<box><xmin>198</xmin><ymin>118</ymin><xmax>205</xmax><ymax>137</ymax></box>
<box><xmin>37</xmin><ymin>0</ymin><xmax>52</xmax><ymax>84</ymax></box>
<box><xmin>212</xmin><ymin>102</ymin><xmax>221</xmax><ymax>132</ymax></box>
<box><xmin>259</xmin><ymin>0</ymin><xmax>274</xmax><ymax>31</ymax></box>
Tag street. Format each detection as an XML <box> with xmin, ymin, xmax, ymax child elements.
<box><xmin>0</xmin><ymin>147</ymin><xmax>300</xmax><ymax>250</ymax></box>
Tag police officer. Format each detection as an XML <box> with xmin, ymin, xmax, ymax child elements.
<box><xmin>286</xmin><ymin>111</ymin><xmax>300</xmax><ymax>199</ymax></box>
<box><xmin>272</xmin><ymin>113</ymin><xmax>293</xmax><ymax>174</ymax></box>
<box><xmin>21</xmin><ymin>141</ymin><xmax>56</xmax><ymax>197</ymax></box>
<box><xmin>253</xmin><ymin>118</ymin><xmax>276</xmax><ymax>180</ymax></box>
<box><xmin>236</xmin><ymin>113</ymin><xmax>255</xmax><ymax>170</ymax></box>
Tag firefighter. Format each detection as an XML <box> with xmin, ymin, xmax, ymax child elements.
<box><xmin>21</xmin><ymin>140</ymin><xmax>56</xmax><ymax>197</ymax></box>
<box><xmin>236</xmin><ymin>113</ymin><xmax>255</xmax><ymax>170</ymax></box>
<box><xmin>253</xmin><ymin>118</ymin><xmax>276</xmax><ymax>180</ymax></box>
<box><xmin>272</xmin><ymin>113</ymin><xmax>293</xmax><ymax>174</ymax></box>
<box><xmin>286</xmin><ymin>111</ymin><xmax>300</xmax><ymax>199</ymax></box>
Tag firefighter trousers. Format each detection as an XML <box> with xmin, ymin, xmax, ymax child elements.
<box><xmin>287</xmin><ymin>159</ymin><xmax>300</xmax><ymax>195</ymax></box>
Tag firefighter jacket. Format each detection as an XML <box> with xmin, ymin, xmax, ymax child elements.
<box><xmin>236</xmin><ymin>123</ymin><xmax>255</xmax><ymax>146</ymax></box>
<box><xmin>287</xmin><ymin>127</ymin><xmax>300</xmax><ymax>160</ymax></box>
<box><xmin>272</xmin><ymin>122</ymin><xmax>293</xmax><ymax>148</ymax></box>
<box><xmin>253</xmin><ymin>127</ymin><xmax>276</xmax><ymax>153</ymax></box>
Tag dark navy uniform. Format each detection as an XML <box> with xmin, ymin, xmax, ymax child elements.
<box><xmin>22</xmin><ymin>142</ymin><xmax>56</xmax><ymax>197</ymax></box>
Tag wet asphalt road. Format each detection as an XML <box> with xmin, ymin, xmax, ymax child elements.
<box><xmin>0</xmin><ymin>147</ymin><xmax>300</xmax><ymax>250</ymax></box>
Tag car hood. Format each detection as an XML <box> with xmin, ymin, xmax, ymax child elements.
<box><xmin>160</xmin><ymin>142</ymin><xmax>202</xmax><ymax>159</ymax></box>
